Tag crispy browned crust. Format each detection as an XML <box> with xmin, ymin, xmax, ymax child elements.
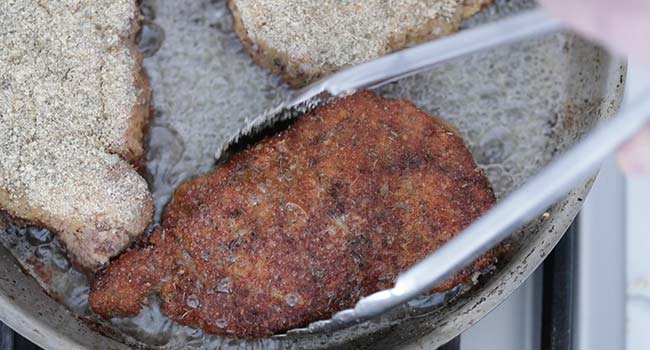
<box><xmin>228</xmin><ymin>0</ymin><xmax>494</xmax><ymax>88</ymax></box>
<box><xmin>90</xmin><ymin>228</ymin><xmax>180</xmax><ymax>315</ymax></box>
<box><xmin>90</xmin><ymin>91</ymin><xmax>501</xmax><ymax>338</ymax></box>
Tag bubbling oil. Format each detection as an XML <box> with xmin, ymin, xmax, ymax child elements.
<box><xmin>0</xmin><ymin>0</ymin><xmax>609</xmax><ymax>348</ymax></box>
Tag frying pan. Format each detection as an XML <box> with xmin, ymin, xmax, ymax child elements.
<box><xmin>0</xmin><ymin>0</ymin><xmax>626</xmax><ymax>349</ymax></box>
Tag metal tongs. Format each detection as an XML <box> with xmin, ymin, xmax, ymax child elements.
<box><xmin>222</xmin><ymin>9</ymin><xmax>650</xmax><ymax>333</ymax></box>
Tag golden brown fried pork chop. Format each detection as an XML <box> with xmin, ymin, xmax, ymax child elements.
<box><xmin>89</xmin><ymin>91</ymin><xmax>499</xmax><ymax>338</ymax></box>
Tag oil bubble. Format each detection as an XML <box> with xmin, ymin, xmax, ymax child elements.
<box><xmin>26</xmin><ymin>227</ymin><xmax>52</xmax><ymax>246</ymax></box>
<box><xmin>52</xmin><ymin>251</ymin><xmax>71</xmax><ymax>272</ymax></box>
<box><xmin>138</xmin><ymin>20</ymin><xmax>165</xmax><ymax>58</ymax></box>
<box><xmin>186</xmin><ymin>294</ymin><xmax>201</xmax><ymax>309</ymax></box>
<box><xmin>140</xmin><ymin>0</ymin><xmax>156</xmax><ymax>21</ymax></box>
<box><xmin>215</xmin><ymin>277</ymin><xmax>233</xmax><ymax>294</ymax></box>
<box><xmin>215</xmin><ymin>319</ymin><xmax>228</xmax><ymax>329</ymax></box>
<box><xmin>34</xmin><ymin>245</ymin><xmax>52</xmax><ymax>259</ymax></box>
<box><xmin>476</xmin><ymin>126</ymin><xmax>515</xmax><ymax>165</ymax></box>
<box><xmin>285</xmin><ymin>293</ymin><xmax>300</xmax><ymax>307</ymax></box>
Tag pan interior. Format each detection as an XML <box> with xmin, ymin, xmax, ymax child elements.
<box><xmin>0</xmin><ymin>0</ymin><xmax>624</xmax><ymax>349</ymax></box>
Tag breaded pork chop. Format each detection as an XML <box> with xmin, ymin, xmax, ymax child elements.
<box><xmin>0</xmin><ymin>1</ymin><xmax>152</xmax><ymax>271</ymax></box>
<box><xmin>89</xmin><ymin>91</ymin><xmax>499</xmax><ymax>338</ymax></box>
<box><xmin>229</xmin><ymin>0</ymin><xmax>493</xmax><ymax>87</ymax></box>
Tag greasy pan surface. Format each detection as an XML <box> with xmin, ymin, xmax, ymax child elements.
<box><xmin>0</xmin><ymin>0</ymin><xmax>625</xmax><ymax>349</ymax></box>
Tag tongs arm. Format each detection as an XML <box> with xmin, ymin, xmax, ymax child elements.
<box><xmin>310</xmin><ymin>9</ymin><xmax>650</xmax><ymax>330</ymax></box>
<box><xmin>290</xmin><ymin>9</ymin><xmax>563</xmax><ymax>106</ymax></box>
<box><xmin>342</xmin><ymin>89</ymin><xmax>650</xmax><ymax>325</ymax></box>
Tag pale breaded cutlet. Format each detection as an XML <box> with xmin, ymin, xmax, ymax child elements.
<box><xmin>89</xmin><ymin>91</ymin><xmax>505</xmax><ymax>338</ymax></box>
<box><xmin>0</xmin><ymin>0</ymin><xmax>153</xmax><ymax>271</ymax></box>
<box><xmin>228</xmin><ymin>0</ymin><xmax>493</xmax><ymax>87</ymax></box>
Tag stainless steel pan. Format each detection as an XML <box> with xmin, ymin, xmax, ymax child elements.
<box><xmin>0</xmin><ymin>0</ymin><xmax>626</xmax><ymax>349</ymax></box>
